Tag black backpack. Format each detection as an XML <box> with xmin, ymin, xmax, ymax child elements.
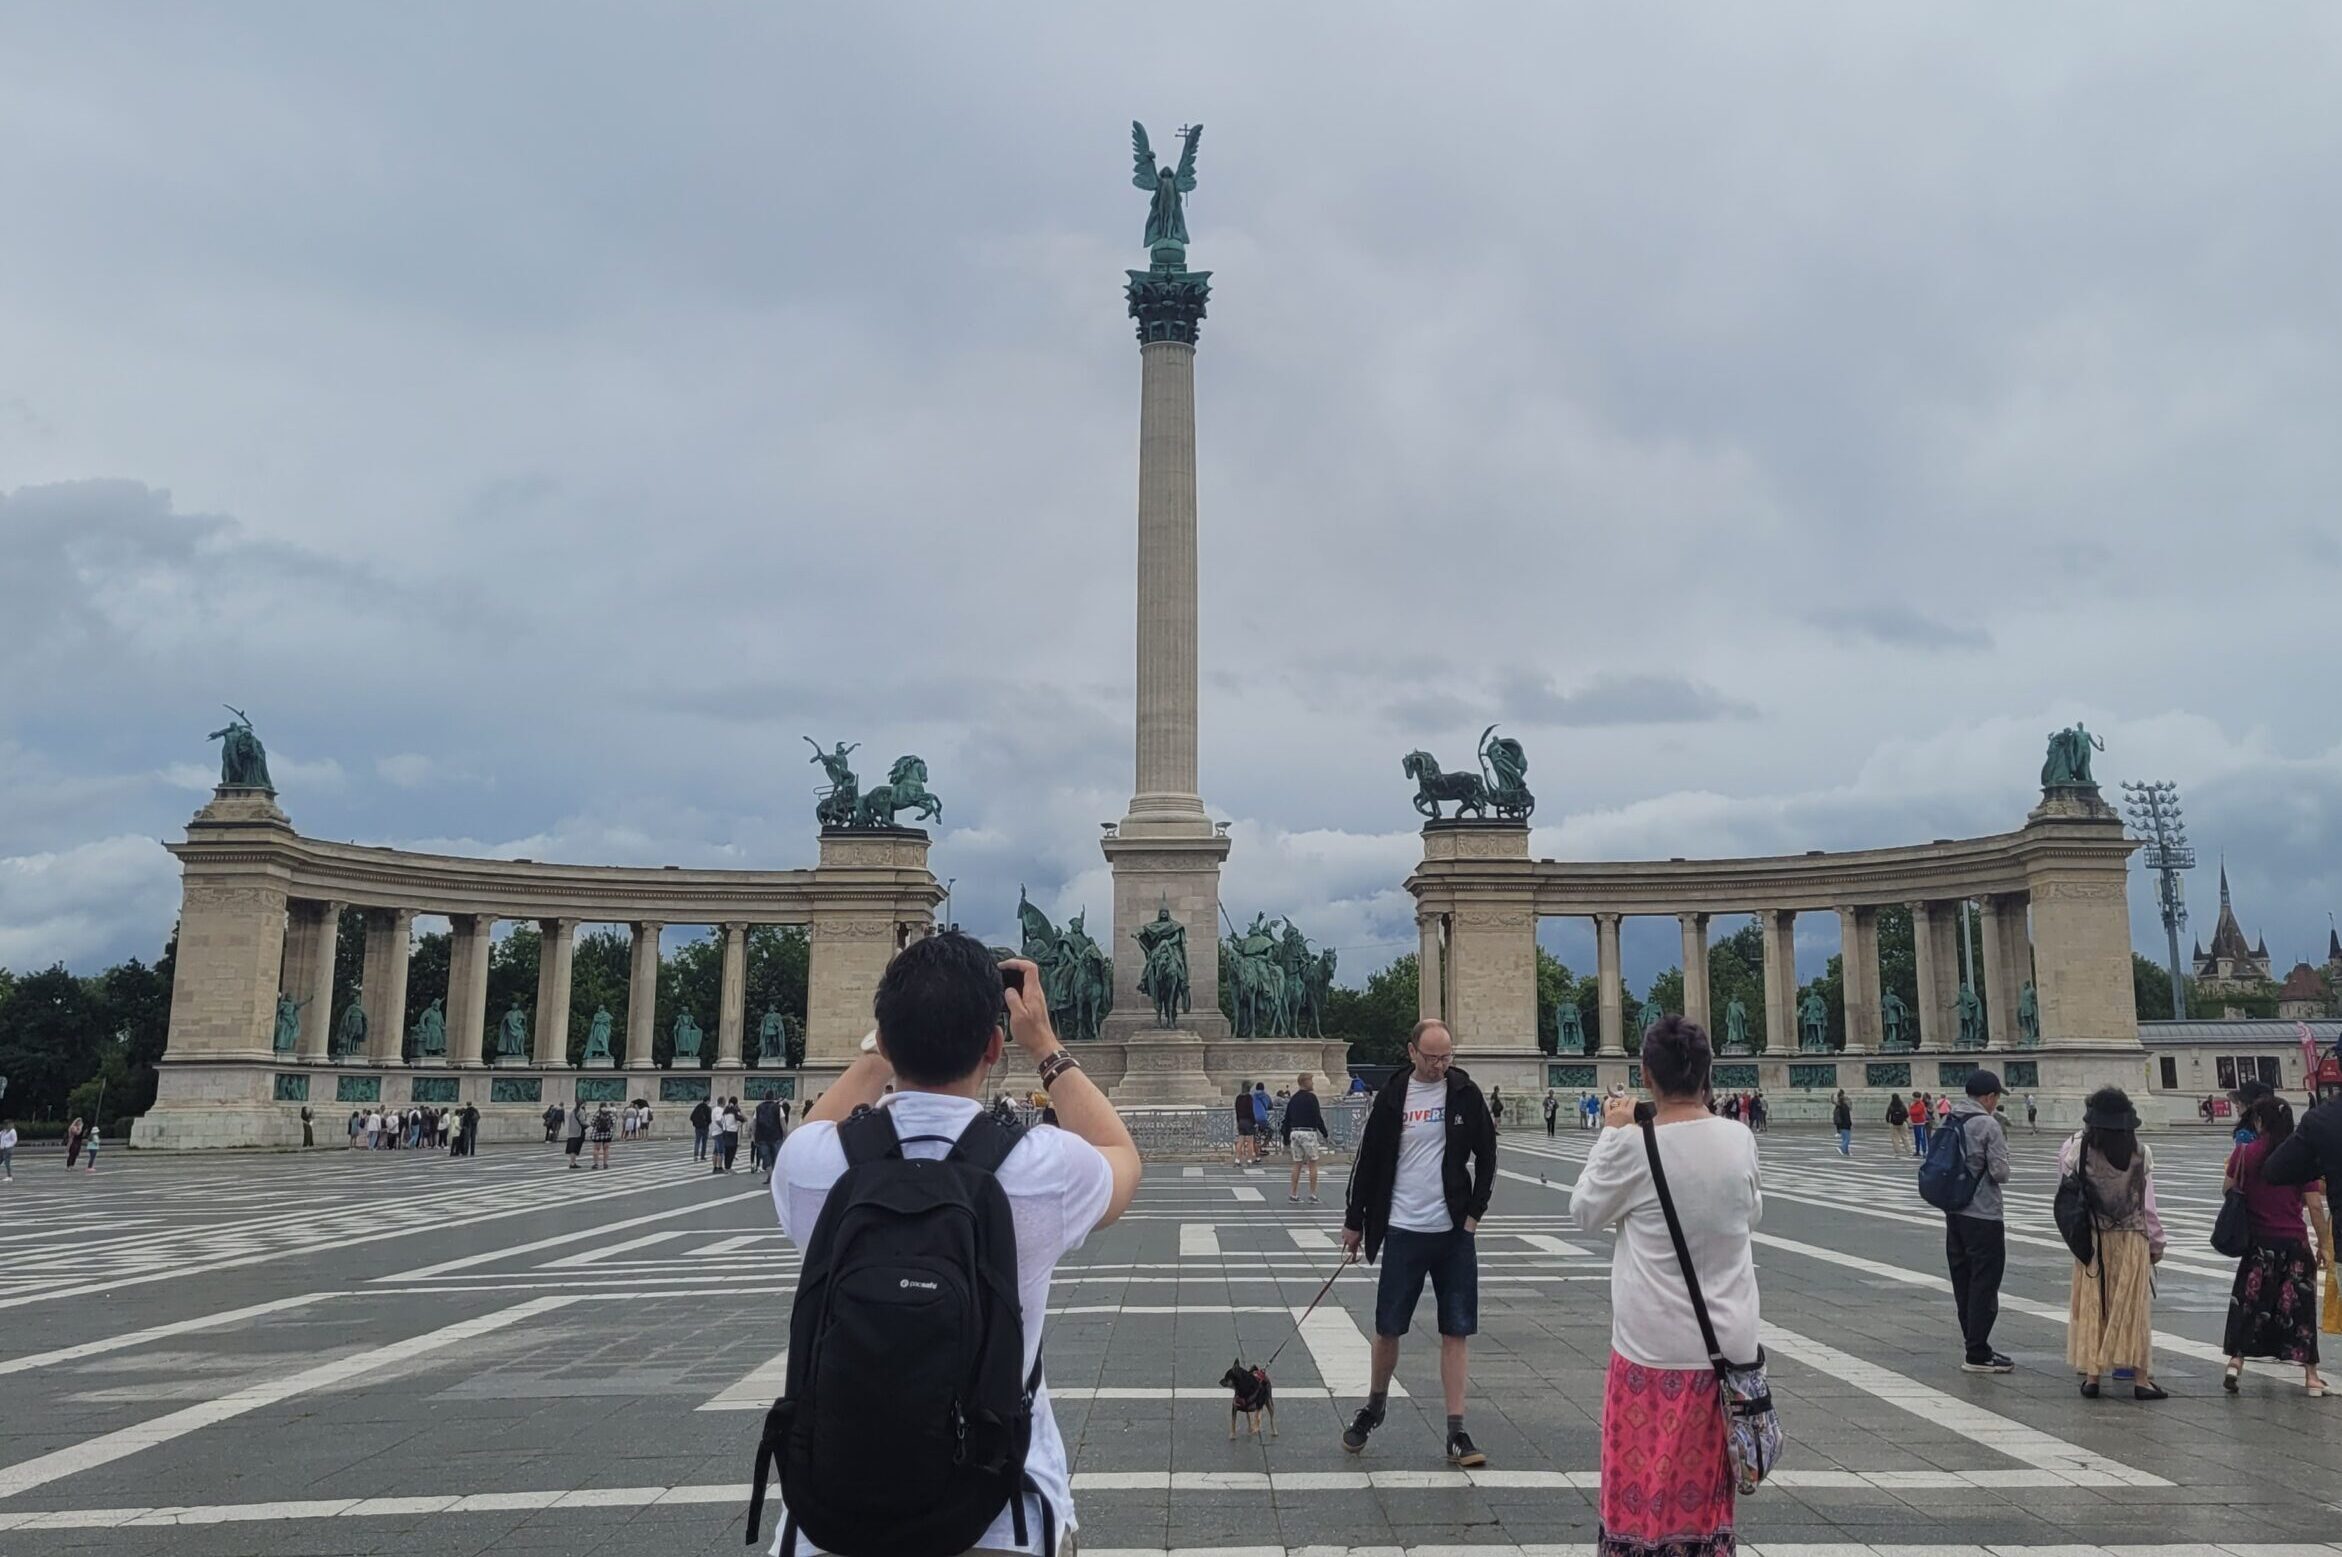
<box><xmin>747</xmin><ymin>1108</ymin><xmax>1045</xmax><ymax>1556</ymax></box>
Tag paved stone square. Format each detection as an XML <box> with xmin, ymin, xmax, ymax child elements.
<box><xmin>0</xmin><ymin>1125</ymin><xmax>2333</xmax><ymax>1557</ymax></box>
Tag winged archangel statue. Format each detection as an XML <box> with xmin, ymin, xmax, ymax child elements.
<box><xmin>1131</xmin><ymin>121</ymin><xmax>1201</xmax><ymax>252</ymax></box>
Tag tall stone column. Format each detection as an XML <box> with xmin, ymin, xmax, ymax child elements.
<box><xmin>1419</xmin><ymin>913</ymin><xmax>1446</xmax><ymax>1024</ymax></box>
<box><xmin>360</xmin><ymin>908</ymin><xmax>413</xmax><ymax>1064</ymax></box>
<box><xmin>1102</xmin><ymin>253</ymin><xmax>1229</xmax><ymax>1064</ymax></box>
<box><xmin>1760</xmin><ymin>910</ymin><xmax>1797</xmax><ymax>1054</ymax></box>
<box><xmin>1678</xmin><ymin>913</ymin><xmax>1711</xmax><ymax>1032</ymax></box>
<box><xmin>534</xmin><ymin>918</ymin><xmax>575</xmax><ymax>1067</ymax></box>
<box><xmin>446</xmin><ymin>914</ymin><xmax>494</xmax><ymax>1065</ymax></box>
<box><xmin>1839</xmin><ymin>906</ymin><xmax>1882</xmax><ymax>1053</ymax></box>
<box><xmin>1596</xmin><ymin>913</ymin><xmax>1625</xmax><ymax>1055</ymax></box>
<box><xmin>1976</xmin><ymin>895</ymin><xmax>2030</xmax><ymax>1048</ymax></box>
<box><xmin>717</xmin><ymin>922</ymin><xmax>747</xmax><ymax>1066</ymax></box>
<box><xmin>626</xmin><ymin>923</ymin><xmax>662</xmax><ymax>1068</ymax></box>
<box><xmin>1993</xmin><ymin>894</ymin><xmax>2033</xmax><ymax>1041</ymax></box>
<box><xmin>1910</xmin><ymin>902</ymin><xmax>1944</xmax><ymax>1049</ymax></box>
<box><xmin>282</xmin><ymin>900</ymin><xmax>338</xmax><ymax>1060</ymax></box>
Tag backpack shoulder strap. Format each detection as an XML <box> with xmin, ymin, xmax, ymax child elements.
<box><xmin>837</xmin><ymin>1106</ymin><xmax>902</xmax><ymax>1167</ymax></box>
<box><xmin>1639</xmin><ymin>1115</ymin><xmax>1727</xmax><ymax>1370</ymax></box>
<box><xmin>948</xmin><ymin>1110</ymin><xmax>1021</xmax><ymax>1174</ymax></box>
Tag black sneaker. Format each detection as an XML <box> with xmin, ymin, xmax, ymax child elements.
<box><xmin>1446</xmin><ymin>1430</ymin><xmax>1486</xmax><ymax>1468</ymax></box>
<box><xmin>1341</xmin><ymin>1407</ymin><xmax>1383</xmax><ymax>1453</ymax></box>
<box><xmin>1960</xmin><ymin>1353</ymin><xmax>2015</xmax><ymax>1374</ymax></box>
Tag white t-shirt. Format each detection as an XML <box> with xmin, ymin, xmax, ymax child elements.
<box><xmin>1571</xmin><ymin>1117</ymin><xmax>1763</xmax><ymax>1370</ymax></box>
<box><xmin>1388</xmin><ymin>1076</ymin><xmax>1453</xmax><ymax>1233</ymax></box>
<box><xmin>771</xmin><ymin>1092</ymin><xmax>1115</xmax><ymax>1555</ymax></box>
<box><xmin>1</xmin><ymin>1127</ymin><xmax>18</xmax><ymax>1149</ymax></box>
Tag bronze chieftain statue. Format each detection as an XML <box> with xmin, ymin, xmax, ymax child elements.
<box><xmin>496</xmin><ymin>1000</ymin><xmax>530</xmax><ymax>1060</ymax></box>
<box><xmin>756</xmin><ymin>1009</ymin><xmax>789</xmax><ymax>1065</ymax></box>
<box><xmin>332</xmin><ymin>999</ymin><xmax>368</xmax><ymax>1059</ymax></box>
<box><xmin>1880</xmin><ymin>989</ymin><xmax>1912</xmax><ymax>1052</ymax></box>
<box><xmin>1797</xmin><ymin>990</ymin><xmax>1830</xmax><ymax>1052</ymax></box>
<box><xmin>208</xmin><ymin>706</ymin><xmax>274</xmax><ymax>791</ymax></box>
<box><xmin>1015</xmin><ymin>888</ymin><xmax>1111</xmax><ymax>1043</ymax></box>
<box><xmin>1722</xmin><ymin>996</ymin><xmax>1752</xmax><ymax>1054</ymax></box>
<box><xmin>1134</xmin><ymin>901</ymin><xmax>1191</xmax><ymax>1029</ymax></box>
<box><xmin>582</xmin><ymin>1006</ymin><xmax>615</xmax><ymax>1064</ymax></box>
<box><xmin>411</xmin><ymin>997</ymin><xmax>447</xmax><ymax>1058</ymax></box>
<box><xmin>273</xmin><ymin>992</ymin><xmax>309</xmax><ymax>1053</ymax></box>
<box><xmin>671</xmin><ymin>1010</ymin><xmax>704</xmax><ymax>1062</ymax></box>
<box><xmin>1555</xmin><ymin>1002</ymin><xmax>1587</xmax><ymax>1055</ymax></box>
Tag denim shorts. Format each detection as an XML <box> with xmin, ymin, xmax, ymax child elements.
<box><xmin>1374</xmin><ymin>1225</ymin><xmax>1477</xmax><ymax>1339</ymax></box>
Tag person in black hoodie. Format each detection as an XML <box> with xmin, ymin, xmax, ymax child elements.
<box><xmin>2266</xmin><ymin>1093</ymin><xmax>2342</xmax><ymax>1195</ymax></box>
<box><xmin>1339</xmin><ymin>1020</ymin><xmax>1498</xmax><ymax>1467</ymax></box>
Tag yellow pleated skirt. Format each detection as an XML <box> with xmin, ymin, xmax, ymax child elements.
<box><xmin>2068</xmin><ymin>1227</ymin><xmax>2154</xmax><ymax>1375</ymax></box>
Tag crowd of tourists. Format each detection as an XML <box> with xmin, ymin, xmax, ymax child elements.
<box><xmin>345</xmin><ymin>1103</ymin><xmax>480</xmax><ymax>1154</ymax></box>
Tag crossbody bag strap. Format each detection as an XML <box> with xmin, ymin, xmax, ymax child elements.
<box><xmin>1639</xmin><ymin>1115</ymin><xmax>1726</xmax><ymax>1369</ymax></box>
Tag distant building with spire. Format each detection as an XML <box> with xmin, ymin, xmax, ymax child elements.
<box><xmin>2192</xmin><ymin>861</ymin><xmax>2272</xmax><ymax>995</ymax></box>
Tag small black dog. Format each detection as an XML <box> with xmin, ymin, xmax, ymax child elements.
<box><xmin>1219</xmin><ymin>1359</ymin><xmax>1275</xmax><ymax>1439</ymax></box>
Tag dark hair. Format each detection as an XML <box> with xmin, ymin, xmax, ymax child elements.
<box><xmin>2082</xmin><ymin>1086</ymin><xmax>2139</xmax><ymax>1171</ymax></box>
<box><xmin>873</xmin><ymin>931</ymin><xmax>1004</xmax><ymax>1085</ymax></box>
<box><xmin>1640</xmin><ymin>1015</ymin><xmax>1713</xmax><ymax>1099</ymax></box>
<box><xmin>2252</xmin><ymin>1095</ymin><xmax>2296</xmax><ymax>1147</ymax></box>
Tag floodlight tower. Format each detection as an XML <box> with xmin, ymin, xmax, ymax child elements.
<box><xmin>2121</xmin><ymin>780</ymin><xmax>2194</xmax><ymax>1019</ymax></box>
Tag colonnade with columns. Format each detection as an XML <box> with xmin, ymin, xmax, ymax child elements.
<box><xmin>136</xmin><ymin>786</ymin><xmax>942</xmax><ymax>1147</ymax></box>
<box><xmin>1409</xmin><ymin>793</ymin><xmax>2143</xmax><ymax>1097</ymax></box>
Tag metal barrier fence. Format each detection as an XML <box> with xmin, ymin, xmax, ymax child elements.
<box><xmin>1002</xmin><ymin>1097</ymin><xmax>1370</xmax><ymax>1157</ymax></box>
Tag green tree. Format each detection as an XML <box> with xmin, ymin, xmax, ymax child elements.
<box><xmin>1328</xmin><ymin>953</ymin><xmax>1418</xmax><ymax>1068</ymax></box>
<box><xmin>89</xmin><ymin>947</ymin><xmax>173</xmax><ymax>1121</ymax></box>
<box><xmin>1535</xmin><ymin>947</ymin><xmax>1575</xmax><ymax>1055</ymax></box>
<box><xmin>331</xmin><ymin>906</ymin><xmax>367</xmax><ymax>1030</ymax></box>
<box><xmin>2133</xmin><ymin>952</ymin><xmax>2180</xmax><ymax>1021</ymax></box>
<box><xmin>1708</xmin><ymin>923</ymin><xmax>1767</xmax><ymax>1050</ymax></box>
<box><xmin>405</xmin><ymin>928</ymin><xmax>452</xmax><ymax>1055</ymax></box>
<box><xmin>0</xmin><ymin>965</ymin><xmax>104</xmax><ymax>1120</ymax></box>
<box><xmin>569</xmin><ymin>927</ymin><xmax>635</xmax><ymax>1065</ymax></box>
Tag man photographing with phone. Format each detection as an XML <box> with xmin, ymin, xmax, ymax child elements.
<box><xmin>753</xmin><ymin>934</ymin><xmax>1142</xmax><ymax>1556</ymax></box>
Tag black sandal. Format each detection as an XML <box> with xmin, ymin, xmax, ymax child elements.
<box><xmin>2079</xmin><ymin>1378</ymin><xmax>2100</xmax><ymax>1398</ymax></box>
<box><xmin>2134</xmin><ymin>1381</ymin><xmax>2168</xmax><ymax>1401</ymax></box>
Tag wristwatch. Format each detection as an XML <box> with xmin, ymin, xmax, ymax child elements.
<box><xmin>1036</xmin><ymin>1049</ymin><xmax>1081</xmax><ymax>1088</ymax></box>
<box><xmin>859</xmin><ymin>1031</ymin><xmax>879</xmax><ymax>1055</ymax></box>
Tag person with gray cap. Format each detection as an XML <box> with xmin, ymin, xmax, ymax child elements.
<box><xmin>1943</xmin><ymin>1069</ymin><xmax>2013</xmax><ymax>1372</ymax></box>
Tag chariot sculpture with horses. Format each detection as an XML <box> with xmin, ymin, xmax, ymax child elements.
<box><xmin>855</xmin><ymin>754</ymin><xmax>944</xmax><ymax>828</ymax></box>
<box><xmin>1403</xmin><ymin>724</ymin><xmax>1536</xmax><ymax>822</ymax></box>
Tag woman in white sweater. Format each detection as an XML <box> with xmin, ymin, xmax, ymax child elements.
<box><xmin>1572</xmin><ymin>1016</ymin><xmax>1763</xmax><ymax>1557</ymax></box>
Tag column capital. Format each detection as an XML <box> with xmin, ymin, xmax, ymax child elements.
<box><xmin>1126</xmin><ymin>264</ymin><xmax>1212</xmax><ymax>346</ymax></box>
<box><xmin>1595</xmin><ymin>910</ymin><xmax>1622</xmax><ymax>928</ymax></box>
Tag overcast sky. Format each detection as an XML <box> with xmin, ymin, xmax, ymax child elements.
<box><xmin>4</xmin><ymin>5</ymin><xmax>2338</xmax><ymax>995</ymax></box>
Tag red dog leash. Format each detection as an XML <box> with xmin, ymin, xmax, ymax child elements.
<box><xmin>1261</xmin><ymin>1249</ymin><xmax>1357</xmax><ymax>1370</ymax></box>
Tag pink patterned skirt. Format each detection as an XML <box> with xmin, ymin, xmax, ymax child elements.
<box><xmin>1599</xmin><ymin>1351</ymin><xmax>1735</xmax><ymax>1557</ymax></box>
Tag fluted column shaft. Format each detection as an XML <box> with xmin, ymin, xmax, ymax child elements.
<box><xmin>1127</xmin><ymin>340</ymin><xmax>1205</xmax><ymax>822</ymax></box>
<box><xmin>1596</xmin><ymin>913</ymin><xmax>1625</xmax><ymax>1055</ymax></box>
<box><xmin>626</xmin><ymin>923</ymin><xmax>662</xmax><ymax>1067</ymax></box>
<box><xmin>1839</xmin><ymin>906</ymin><xmax>1882</xmax><ymax>1053</ymax></box>
<box><xmin>446</xmin><ymin>914</ymin><xmax>493</xmax><ymax>1065</ymax></box>
<box><xmin>535</xmin><ymin>918</ymin><xmax>575</xmax><ymax>1067</ymax></box>
<box><xmin>283</xmin><ymin>900</ymin><xmax>338</xmax><ymax>1060</ymax></box>
<box><xmin>360</xmin><ymin>909</ymin><xmax>412</xmax><ymax>1064</ymax></box>
<box><xmin>1678</xmin><ymin>913</ymin><xmax>1711</xmax><ymax>1033</ymax></box>
<box><xmin>1761</xmin><ymin>910</ymin><xmax>1797</xmax><ymax>1054</ymax></box>
<box><xmin>1418</xmin><ymin>914</ymin><xmax>1446</xmax><ymax>1024</ymax></box>
<box><xmin>717</xmin><ymin>923</ymin><xmax>747</xmax><ymax>1066</ymax></box>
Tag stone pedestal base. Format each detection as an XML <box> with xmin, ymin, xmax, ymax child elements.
<box><xmin>1104</xmin><ymin>1031</ymin><xmax>1224</xmax><ymax>1105</ymax></box>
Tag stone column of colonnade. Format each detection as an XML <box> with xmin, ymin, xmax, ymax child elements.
<box><xmin>281</xmin><ymin>899</ymin><xmax>340</xmax><ymax>1060</ymax></box>
<box><xmin>360</xmin><ymin>908</ymin><xmax>414</xmax><ymax>1063</ymax></box>
<box><xmin>1837</xmin><ymin>906</ymin><xmax>1883</xmax><ymax>1053</ymax></box>
<box><xmin>1677</xmin><ymin>913</ymin><xmax>1711</xmax><ymax>1032</ymax></box>
<box><xmin>1977</xmin><ymin>894</ymin><xmax>2032</xmax><ymax>1048</ymax></box>
<box><xmin>716</xmin><ymin>923</ymin><xmax>747</xmax><ymax>1066</ymax></box>
<box><xmin>1760</xmin><ymin>910</ymin><xmax>1797</xmax><ymax>1053</ymax></box>
<box><xmin>626</xmin><ymin>923</ymin><xmax>662</xmax><ymax>1067</ymax></box>
<box><xmin>533</xmin><ymin>919</ymin><xmax>576</xmax><ymax>1067</ymax></box>
<box><xmin>1595</xmin><ymin>913</ymin><xmax>1625</xmax><ymax>1055</ymax></box>
<box><xmin>1909</xmin><ymin>901</ymin><xmax>1949</xmax><ymax>1048</ymax></box>
<box><xmin>1417</xmin><ymin>913</ymin><xmax>1446</xmax><ymax>1025</ymax></box>
<box><xmin>445</xmin><ymin>914</ymin><xmax>494</xmax><ymax>1065</ymax></box>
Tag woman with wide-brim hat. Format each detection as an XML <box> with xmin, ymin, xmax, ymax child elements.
<box><xmin>2060</xmin><ymin>1086</ymin><xmax>2169</xmax><ymax>1399</ymax></box>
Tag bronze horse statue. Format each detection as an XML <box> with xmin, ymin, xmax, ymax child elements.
<box><xmin>1403</xmin><ymin>749</ymin><xmax>1490</xmax><ymax>820</ymax></box>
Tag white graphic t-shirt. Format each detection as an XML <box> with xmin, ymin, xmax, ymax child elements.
<box><xmin>1387</xmin><ymin>1076</ymin><xmax>1453</xmax><ymax>1233</ymax></box>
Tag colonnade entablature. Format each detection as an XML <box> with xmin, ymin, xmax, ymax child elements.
<box><xmin>141</xmin><ymin>785</ymin><xmax>942</xmax><ymax>1146</ymax></box>
<box><xmin>1406</xmin><ymin>796</ymin><xmax>2141</xmax><ymax>1079</ymax></box>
